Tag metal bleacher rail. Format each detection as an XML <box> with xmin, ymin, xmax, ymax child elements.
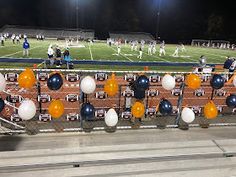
<box><xmin>0</xmin><ymin>68</ymin><xmax>236</xmax><ymax>135</ymax></box>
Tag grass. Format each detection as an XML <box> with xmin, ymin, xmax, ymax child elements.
<box><xmin>0</xmin><ymin>39</ymin><xmax>236</xmax><ymax>71</ymax></box>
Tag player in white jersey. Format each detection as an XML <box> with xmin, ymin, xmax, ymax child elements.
<box><xmin>117</xmin><ymin>45</ymin><xmax>121</xmax><ymax>55</ymax></box>
<box><xmin>0</xmin><ymin>35</ymin><xmax>4</xmax><ymax>46</ymax></box>
<box><xmin>159</xmin><ymin>42</ymin><xmax>166</xmax><ymax>56</ymax></box>
<box><xmin>23</xmin><ymin>34</ymin><xmax>27</xmax><ymax>40</ymax></box>
<box><xmin>152</xmin><ymin>41</ymin><xmax>157</xmax><ymax>54</ymax></box>
<box><xmin>134</xmin><ymin>41</ymin><xmax>138</xmax><ymax>51</ymax></box>
<box><xmin>16</xmin><ymin>35</ymin><xmax>20</xmax><ymax>44</ymax></box>
<box><xmin>137</xmin><ymin>47</ymin><xmax>143</xmax><ymax>59</ymax></box>
<box><xmin>131</xmin><ymin>41</ymin><xmax>135</xmax><ymax>51</ymax></box>
<box><xmin>172</xmin><ymin>45</ymin><xmax>179</xmax><ymax>57</ymax></box>
<box><xmin>11</xmin><ymin>34</ymin><xmax>15</xmax><ymax>44</ymax></box>
<box><xmin>148</xmin><ymin>43</ymin><xmax>152</xmax><ymax>55</ymax></box>
<box><xmin>181</xmin><ymin>44</ymin><xmax>186</xmax><ymax>52</ymax></box>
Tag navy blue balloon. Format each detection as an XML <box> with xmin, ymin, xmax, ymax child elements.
<box><xmin>226</xmin><ymin>94</ymin><xmax>236</xmax><ymax>108</ymax></box>
<box><xmin>210</xmin><ymin>74</ymin><xmax>225</xmax><ymax>90</ymax></box>
<box><xmin>80</xmin><ymin>103</ymin><xmax>95</xmax><ymax>121</ymax></box>
<box><xmin>134</xmin><ymin>88</ymin><xmax>145</xmax><ymax>100</ymax></box>
<box><xmin>159</xmin><ymin>99</ymin><xmax>173</xmax><ymax>116</ymax></box>
<box><xmin>0</xmin><ymin>98</ymin><xmax>5</xmax><ymax>112</ymax></box>
<box><xmin>135</xmin><ymin>75</ymin><xmax>149</xmax><ymax>91</ymax></box>
<box><xmin>47</xmin><ymin>73</ymin><xmax>63</xmax><ymax>90</ymax></box>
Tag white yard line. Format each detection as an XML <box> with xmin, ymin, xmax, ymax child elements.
<box><xmin>1</xmin><ymin>46</ymin><xmax>42</xmax><ymax>58</ymax></box>
<box><xmin>88</xmin><ymin>44</ymin><xmax>94</xmax><ymax>60</ymax></box>
<box><xmin>110</xmin><ymin>47</ymin><xmax>133</xmax><ymax>62</ymax></box>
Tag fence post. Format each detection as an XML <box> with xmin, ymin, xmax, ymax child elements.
<box><xmin>175</xmin><ymin>79</ymin><xmax>186</xmax><ymax>126</ymax></box>
<box><xmin>36</xmin><ymin>82</ymin><xmax>42</xmax><ymax>113</ymax></box>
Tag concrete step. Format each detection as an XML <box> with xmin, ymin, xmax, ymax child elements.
<box><xmin>0</xmin><ymin>157</ymin><xmax>236</xmax><ymax>177</ymax></box>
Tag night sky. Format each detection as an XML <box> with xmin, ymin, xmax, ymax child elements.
<box><xmin>0</xmin><ymin>0</ymin><xmax>235</xmax><ymax>42</ymax></box>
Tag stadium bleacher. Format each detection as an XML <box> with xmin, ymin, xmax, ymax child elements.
<box><xmin>1</xmin><ymin>25</ymin><xmax>95</xmax><ymax>40</ymax></box>
<box><xmin>109</xmin><ymin>32</ymin><xmax>155</xmax><ymax>42</ymax></box>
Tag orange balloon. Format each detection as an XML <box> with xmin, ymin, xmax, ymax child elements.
<box><xmin>131</xmin><ymin>101</ymin><xmax>145</xmax><ymax>118</ymax></box>
<box><xmin>204</xmin><ymin>101</ymin><xmax>218</xmax><ymax>119</ymax></box>
<box><xmin>48</xmin><ymin>100</ymin><xmax>64</xmax><ymax>118</ymax></box>
<box><xmin>18</xmin><ymin>68</ymin><xmax>36</xmax><ymax>89</ymax></box>
<box><xmin>185</xmin><ymin>74</ymin><xmax>201</xmax><ymax>89</ymax></box>
<box><xmin>104</xmin><ymin>73</ymin><xmax>119</xmax><ymax>96</ymax></box>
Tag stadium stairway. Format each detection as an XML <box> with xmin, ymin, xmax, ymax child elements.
<box><xmin>1</xmin><ymin>127</ymin><xmax>236</xmax><ymax>177</ymax></box>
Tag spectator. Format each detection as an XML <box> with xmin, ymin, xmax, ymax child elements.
<box><xmin>55</xmin><ymin>46</ymin><xmax>62</xmax><ymax>67</ymax></box>
<box><xmin>23</xmin><ymin>39</ymin><xmax>30</xmax><ymax>57</ymax></box>
<box><xmin>63</xmin><ymin>48</ymin><xmax>72</xmax><ymax>69</ymax></box>
<box><xmin>47</xmin><ymin>44</ymin><xmax>54</xmax><ymax>66</ymax></box>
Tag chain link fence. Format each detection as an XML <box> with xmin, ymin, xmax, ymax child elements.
<box><xmin>0</xmin><ymin>68</ymin><xmax>236</xmax><ymax>135</ymax></box>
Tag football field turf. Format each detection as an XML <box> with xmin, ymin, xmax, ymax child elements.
<box><xmin>0</xmin><ymin>39</ymin><xmax>236</xmax><ymax>70</ymax></box>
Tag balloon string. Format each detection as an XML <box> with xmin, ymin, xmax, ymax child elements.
<box><xmin>3</xmin><ymin>90</ymin><xmax>11</xmax><ymax>95</ymax></box>
<box><xmin>4</xmin><ymin>100</ymin><xmax>19</xmax><ymax>110</ymax></box>
<box><xmin>210</xmin><ymin>89</ymin><xmax>215</xmax><ymax>100</ymax></box>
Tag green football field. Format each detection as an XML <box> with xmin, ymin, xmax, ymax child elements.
<box><xmin>0</xmin><ymin>39</ymin><xmax>236</xmax><ymax>71</ymax></box>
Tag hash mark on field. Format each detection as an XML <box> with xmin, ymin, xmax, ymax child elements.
<box><xmin>1</xmin><ymin>46</ymin><xmax>42</xmax><ymax>58</ymax></box>
<box><xmin>110</xmin><ymin>47</ymin><xmax>133</xmax><ymax>62</ymax></box>
<box><xmin>88</xmin><ymin>44</ymin><xmax>94</xmax><ymax>60</ymax></box>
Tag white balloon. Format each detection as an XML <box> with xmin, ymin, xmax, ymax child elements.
<box><xmin>181</xmin><ymin>107</ymin><xmax>195</xmax><ymax>124</ymax></box>
<box><xmin>233</xmin><ymin>76</ymin><xmax>236</xmax><ymax>87</ymax></box>
<box><xmin>0</xmin><ymin>73</ymin><xmax>6</xmax><ymax>92</ymax></box>
<box><xmin>105</xmin><ymin>108</ymin><xmax>118</xmax><ymax>127</ymax></box>
<box><xmin>80</xmin><ymin>76</ymin><xmax>96</xmax><ymax>94</ymax></box>
<box><xmin>18</xmin><ymin>100</ymin><xmax>36</xmax><ymax>120</ymax></box>
<box><xmin>162</xmin><ymin>74</ymin><xmax>176</xmax><ymax>91</ymax></box>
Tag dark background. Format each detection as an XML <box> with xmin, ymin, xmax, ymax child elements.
<box><xmin>0</xmin><ymin>0</ymin><xmax>235</xmax><ymax>42</ymax></box>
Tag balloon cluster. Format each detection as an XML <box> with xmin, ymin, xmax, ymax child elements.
<box><xmin>105</xmin><ymin>108</ymin><xmax>118</xmax><ymax>127</ymax></box>
<box><xmin>181</xmin><ymin>107</ymin><xmax>195</xmax><ymax>123</ymax></box>
<box><xmin>0</xmin><ymin>73</ymin><xmax>6</xmax><ymax>92</ymax></box>
<box><xmin>204</xmin><ymin>101</ymin><xmax>218</xmax><ymax>119</ymax></box>
<box><xmin>47</xmin><ymin>73</ymin><xmax>63</xmax><ymax>91</ymax></box>
<box><xmin>18</xmin><ymin>100</ymin><xmax>37</xmax><ymax>120</ymax></box>
<box><xmin>158</xmin><ymin>99</ymin><xmax>173</xmax><ymax>116</ymax></box>
<box><xmin>80</xmin><ymin>102</ymin><xmax>95</xmax><ymax>121</ymax></box>
<box><xmin>185</xmin><ymin>74</ymin><xmax>201</xmax><ymax>89</ymax></box>
<box><xmin>226</xmin><ymin>94</ymin><xmax>236</xmax><ymax>108</ymax></box>
<box><xmin>104</xmin><ymin>73</ymin><xmax>118</xmax><ymax>97</ymax></box>
<box><xmin>210</xmin><ymin>74</ymin><xmax>225</xmax><ymax>90</ymax></box>
<box><xmin>48</xmin><ymin>100</ymin><xmax>64</xmax><ymax>118</ymax></box>
<box><xmin>133</xmin><ymin>75</ymin><xmax>149</xmax><ymax>100</ymax></box>
<box><xmin>18</xmin><ymin>68</ymin><xmax>36</xmax><ymax>89</ymax></box>
<box><xmin>80</xmin><ymin>76</ymin><xmax>96</xmax><ymax>94</ymax></box>
<box><xmin>162</xmin><ymin>74</ymin><xmax>175</xmax><ymax>91</ymax></box>
<box><xmin>131</xmin><ymin>101</ymin><xmax>145</xmax><ymax>118</ymax></box>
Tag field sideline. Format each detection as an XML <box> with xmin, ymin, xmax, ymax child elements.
<box><xmin>1</xmin><ymin>39</ymin><xmax>236</xmax><ymax>67</ymax></box>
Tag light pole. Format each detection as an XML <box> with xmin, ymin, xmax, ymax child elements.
<box><xmin>156</xmin><ymin>0</ymin><xmax>162</xmax><ymax>40</ymax></box>
<box><xmin>75</xmin><ymin>0</ymin><xmax>79</xmax><ymax>29</ymax></box>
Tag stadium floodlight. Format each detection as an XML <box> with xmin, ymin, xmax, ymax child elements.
<box><xmin>156</xmin><ymin>0</ymin><xmax>162</xmax><ymax>40</ymax></box>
